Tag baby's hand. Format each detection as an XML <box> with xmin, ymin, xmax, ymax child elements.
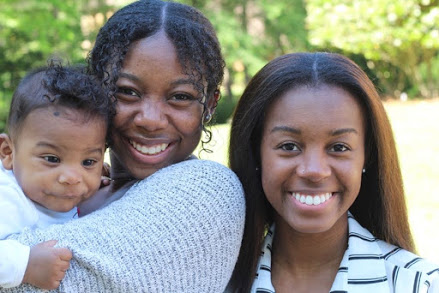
<box><xmin>22</xmin><ymin>240</ymin><xmax>72</xmax><ymax>290</ymax></box>
<box><xmin>101</xmin><ymin>162</ymin><xmax>112</xmax><ymax>187</ymax></box>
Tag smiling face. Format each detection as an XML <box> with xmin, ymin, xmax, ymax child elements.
<box><xmin>110</xmin><ymin>31</ymin><xmax>206</xmax><ymax>179</ymax></box>
<box><xmin>260</xmin><ymin>84</ymin><xmax>366</xmax><ymax>234</ymax></box>
<box><xmin>5</xmin><ymin>107</ymin><xmax>107</xmax><ymax>212</ymax></box>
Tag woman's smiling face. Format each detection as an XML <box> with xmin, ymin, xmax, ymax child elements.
<box><xmin>260</xmin><ymin>84</ymin><xmax>366</xmax><ymax>234</ymax></box>
<box><xmin>110</xmin><ymin>31</ymin><xmax>205</xmax><ymax>179</ymax></box>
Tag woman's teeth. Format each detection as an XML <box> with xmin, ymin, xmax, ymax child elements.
<box><xmin>130</xmin><ymin>140</ymin><xmax>168</xmax><ymax>155</ymax></box>
<box><xmin>292</xmin><ymin>192</ymin><xmax>332</xmax><ymax>206</ymax></box>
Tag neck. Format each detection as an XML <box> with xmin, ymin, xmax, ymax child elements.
<box><xmin>109</xmin><ymin>151</ymin><xmax>136</xmax><ymax>191</ymax></box>
<box><xmin>271</xmin><ymin>213</ymin><xmax>348</xmax><ymax>292</ymax></box>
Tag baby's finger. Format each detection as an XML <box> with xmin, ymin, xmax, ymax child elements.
<box><xmin>101</xmin><ymin>176</ymin><xmax>112</xmax><ymax>187</ymax></box>
<box><xmin>56</xmin><ymin>247</ymin><xmax>73</xmax><ymax>261</ymax></box>
<box><xmin>58</xmin><ymin>260</ymin><xmax>71</xmax><ymax>272</ymax></box>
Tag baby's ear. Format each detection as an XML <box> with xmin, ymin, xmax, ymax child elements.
<box><xmin>0</xmin><ymin>133</ymin><xmax>14</xmax><ymax>170</ymax></box>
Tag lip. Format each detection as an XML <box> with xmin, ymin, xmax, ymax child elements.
<box><xmin>49</xmin><ymin>193</ymin><xmax>81</xmax><ymax>199</ymax></box>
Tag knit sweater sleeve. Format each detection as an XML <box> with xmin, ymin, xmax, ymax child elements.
<box><xmin>1</xmin><ymin>159</ymin><xmax>245</xmax><ymax>293</ymax></box>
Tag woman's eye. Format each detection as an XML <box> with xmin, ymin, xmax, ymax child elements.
<box><xmin>331</xmin><ymin>144</ymin><xmax>349</xmax><ymax>152</ymax></box>
<box><xmin>171</xmin><ymin>93</ymin><xmax>196</xmax><ymax>101</ymax></box>
<box><xmin>82</xmin><ymin>159</ymin><xmax>97</xmax><ymax>167</ymax></box>
<box><xmin>117</xmin><ymin>88</ymin><xmax>140</xmax><ymax>98</ymax></box>
<box><xmin>280</xmin><ymin>143</ymin><xmax>300</xmax><ymax>151</ymax></box>
<box><xmin>43</xmin><ymin>156</ymin><xmax>60</xmax><ymax>163</ymax></box>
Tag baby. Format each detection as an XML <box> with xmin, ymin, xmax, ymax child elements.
<box><xmin>0</xmin><ymin>63</ymin><xmax>112</xmax><ymax>289</ymax></box>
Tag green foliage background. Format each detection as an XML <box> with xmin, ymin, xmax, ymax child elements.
<box><xmin>1</xmin><ymin>0</ymin><xmax>438</xmax><ymax>131</ymax></box>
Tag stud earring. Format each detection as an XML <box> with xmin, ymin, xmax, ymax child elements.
<box><xmin>204</xmin><ymin>112</ymin><xmax>212</xmax><ymax>124</ymax></box>
<box><xmin>362</xmin><ymin>168</ymin><xmax>366</xmax><ymax>173</ymax></box>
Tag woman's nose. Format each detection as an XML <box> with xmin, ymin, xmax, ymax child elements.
<box><xmin>133</xmin><ymin>99</ymin><xmax>168</xmax><ymax>131</ymax></box>
<box><xmin>296</xmin><ymin>150</ymin><xmax>331</xmax><ymax>182</ymax></box>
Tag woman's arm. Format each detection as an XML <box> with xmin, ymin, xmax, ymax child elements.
<box><xmin>2</xmin><ymin>159</ymin><xmax>245</xmax><ymax>292</ymax></box>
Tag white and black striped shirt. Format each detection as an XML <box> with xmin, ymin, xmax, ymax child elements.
<box><xmin>251</xmin><ymin>212</ymin><xmax>439</xmax><ymax>293</ymax></box>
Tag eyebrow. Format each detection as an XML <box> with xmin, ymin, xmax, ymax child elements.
<box><xmin>331</xmin><ymin>128</ymin><xmax>358</xmax><ymax>136</ymax></box>
<box><xmin>270</xmin><ymin>126</ymin><xmax>358</xmax><ymax>136</ymax></box>
<box><xmin>170</xmin><ymin>78</ymin><xmax>197</xmax><ymax>88</ymax></box>
<box><xmin>36</xmin><ymin>142</ymin><xmax>103</xmax><ymax>155</ymax></box>
<box><xmin>119</xmin><ymin>72</ymin><xmax>196</xmax><ymax>88</ymax></box>
<box><xmin>35</xmin><ymin>142</ymin><xmax>60</xmax><ymax>151</ymax></box>
<box><xmin>118</xmin><ymin>72</ymin><xmax>140</xmax><ymax>82</ymax></box>
<box><xmin>271</xmin><ymin>126</ymin><xmax>301</xmax><ymax>134</ymax></box>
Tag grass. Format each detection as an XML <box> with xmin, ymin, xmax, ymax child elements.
<box><xmin>197</xmin><ymin>99</ymin><xmax>439</xmax><ymax>263</ymax></box>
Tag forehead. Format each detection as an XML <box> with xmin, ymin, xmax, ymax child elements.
<box><xmin>264</xmin><ymin>85</ymin><xmax>365</xmax><ymax>131</ymax></box>
<box><xmin>122</xmin><ymin>32</ymin><xmax>206</xmax><ymax>90</ymax></box>
<box><xmin>124</xmin><ymin>33</ymin><xmax>181</xmax><ymax>73</ymax></box>
<box><xmin>16</xmin><ymin>107</ymin><xmax>107</xmax><ymax>143</ymax></box>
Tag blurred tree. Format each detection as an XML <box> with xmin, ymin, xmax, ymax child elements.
<box><xmin>0</xmin><ymin>0</ymin><xmax>117</xmax><ymax>132</ymax></box>
<box><xmin>0</xmin><ymin>0</ymin><xmax>309</xmax><ymax>126</ymax></box>
<box><xmin>307</xmin><ymin>0</ymin><xmax>439</xmax><ymax>98</ymax></box>
<box><xmin>182</xmin><ymin>0</ymin><xmax>309</xmax><ymax>123</ymax></box>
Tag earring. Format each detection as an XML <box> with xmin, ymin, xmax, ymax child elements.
<box><xmin>204</xmin><ymin>112</ymin><xmax>212</xmax><ymax>124</ymax></box>
<box><xmin>213</xmin><ymin>89</ymin><xmax>221</xmax><ymax>108</ymax></box>
<box><xmin>362</xmin><ymin>168</ymin><xmax>366</xmax><ymax>173</ymax></box>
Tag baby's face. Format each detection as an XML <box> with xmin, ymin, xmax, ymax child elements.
<box><xmin>11</xmin><ymin>107</ymin><xmax>107</xmax><ymax>212</ymax></box>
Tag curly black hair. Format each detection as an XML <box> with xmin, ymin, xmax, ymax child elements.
<box><xmin>87</xmin><ymin>0</ymin><xmax>225</xmax><ymax>146</ymax></box>
<box><xmin>7</xmin><ymin>61</ymin><xmax>114</xmax><ymax>142</ymax></box>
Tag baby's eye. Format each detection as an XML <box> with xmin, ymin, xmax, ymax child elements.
<box><xmin>82</xmin><ymin>159</ymin><xmax>97</xmax><ymax>167</ymax></box>
<box><xmin>330</xmin><ymin>144</ymin><xmax>349</xmax><ymax>152</ymax></box>
<box><xmin>43</xmin><ymin>156</ymin><xmax>60</xmax><ymax>163</ymax></box>
<box><xmin>280</xmin><ymin>143</ymin><xmax>300</xmax><ymax>152</ymax></box>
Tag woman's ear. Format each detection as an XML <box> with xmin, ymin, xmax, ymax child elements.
<box><xmin>204</xmin><ymin>89</ymin><xmax>221</xmax><ymax>124</ymax></box>
<box><xmin>0</xmin><ymin>133</ymin><xmax>14</xmax><ymax>170</ymax></box>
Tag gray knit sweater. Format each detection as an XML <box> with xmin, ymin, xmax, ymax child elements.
<box><xmin>2</xmin><ymin>159</ymin><xmax>245</xmax><ymax>292</ymax></box>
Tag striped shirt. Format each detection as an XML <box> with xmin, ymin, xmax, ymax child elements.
<box><xmin>251</xmin><ymin>212</ymin><xmax>439</xmax><ymax>293</ymax></box>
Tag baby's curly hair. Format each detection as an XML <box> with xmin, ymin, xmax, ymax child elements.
<box><xmin>88</xmin><ymin>0</ymin><xmax>225</xmax><ymax>145</ymax></box>
<box><xmin>8</xmin><ymin>61</ymin><xmax>114</xmax><ymax>141</ymax></box>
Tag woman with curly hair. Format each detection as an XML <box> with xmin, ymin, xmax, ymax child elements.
<box><xmin>3</xmin><ymin>1</ymin><xmax>245</xmax><ymax>292</ymax></box>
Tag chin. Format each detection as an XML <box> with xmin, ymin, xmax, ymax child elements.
<box><xmin>128</xmin><ymin>165</ymin><xmax>158</xmax><ymax>180</ymax></box>
<box><xmin>289</xmin><ymin>219</ymin><xmax>335</xmax><ymax>234</ymax></box>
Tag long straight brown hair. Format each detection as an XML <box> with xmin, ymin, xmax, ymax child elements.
<box><xmin>228</xmin><ymin>52</ymin><xmax>415</xmax><ymax>292</ymax></box>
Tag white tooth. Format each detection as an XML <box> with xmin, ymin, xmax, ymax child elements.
<box><xmin>326</xmin><ymin>193</ymin><xmax>331</xmax><ymax>200</ymax></box>
<box><xmin>320</xmin><ymin>195</ymin><xmax>326</xmax><ymax>203</ymax></box>
<box><xmin>132</xmin><ymin>142</ymin><xmax>169</xmax><ymax>155</ymax></box>
<box><xmin>313</xmin><ymin>196</ymin><xmax>321</xmax><ymax>205</ymax></box>
<box><xmin>295</xmin><ymin>193</ymin><xmax>300</xmax><ymax>200</ymax></box>
<box><xmin>300</xmin><ymin>195</ymin><xmax>306</xmax><ymax>203</ymax></box>
<box><xmin>305</xmin><ymin>196</ymin><xmax>313</xmax><ymax>205</ymax></box>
